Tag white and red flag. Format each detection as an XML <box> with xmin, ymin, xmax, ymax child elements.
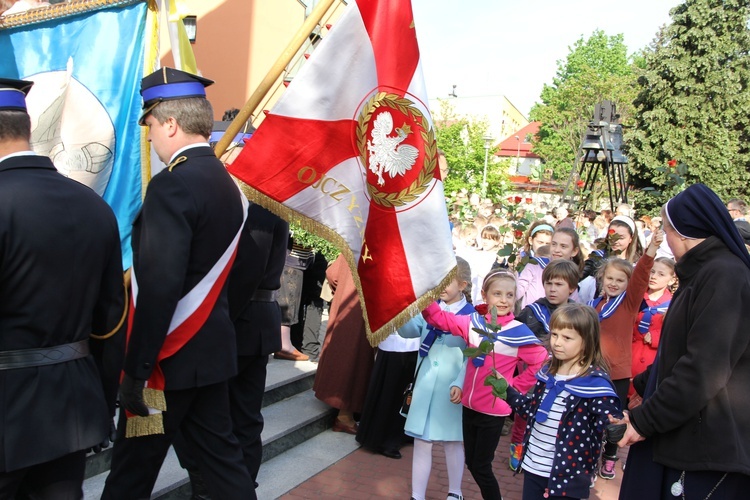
<box><xmin>227</xmin><ymin>0</ymin><xmax>455</xmax><ymax>344</ymax></box>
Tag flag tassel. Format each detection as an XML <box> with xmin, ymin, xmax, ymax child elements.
<box><xmin>124</xmin><ymin>387</ymin><xmax>168</xmax><ymax>437</ymax></box>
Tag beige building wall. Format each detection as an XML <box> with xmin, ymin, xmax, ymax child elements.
<box><xmin>158</xmin><ymin>0</ymin><xmax>347</xmax><ymax>121</ymax></box>
<box><xmin>429</xmin><ymin>94</ymin><xmax>528</xmax><ymax>144</ymax></box>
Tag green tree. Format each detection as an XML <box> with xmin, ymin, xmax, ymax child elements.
<box><xmin>530</xmin><ymin>30</ymin><xmax>638</xmax><ymax>182</ymax></box>
<box><xmin>434</xmin><ymin>100</ymin><xmax>509</xmax><ymax>205</ymax></box>
<box><xmin>626</xmin><ymin>0</ymin><xmax>750</xmax><ymax>213</ymax></box>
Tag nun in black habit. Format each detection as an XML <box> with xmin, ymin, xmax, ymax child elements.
<box><xmin>616</xmin><ymin>184</ymin><xmax>750</xmax><ymax>499</ymax></box>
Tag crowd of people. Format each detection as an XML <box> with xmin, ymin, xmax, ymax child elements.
<box><xmin>307</xmin><ymin>157</ymin><xmax>750</xmax><ymax>499</ymax></box>
<box><xmin>2</xmin><ymin>68</ymin><xmax>750</xmax><ymax>500</ymax></box>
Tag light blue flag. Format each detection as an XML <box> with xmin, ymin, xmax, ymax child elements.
<box><xmin>0</xmin><ymin>1</ymin><xmax>148</xmax><ymax>268</ymax></box>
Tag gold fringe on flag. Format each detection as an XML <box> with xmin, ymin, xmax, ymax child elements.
<box><xmin>233</xmin><ymin>177</ymin><xmax>458</xmax><ymax>347</ymax></box>
<box><xmin>0</xmin><ymin>0</ymin><xmax>145</xmax><ymax>30</ymax></box>
<box><xmin>361</xmin><ymin>265</ymin><xmax>458</xmax><ymax>347</ymax></box>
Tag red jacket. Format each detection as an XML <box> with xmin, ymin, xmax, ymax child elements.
<box><xmin>596</xmin><ymin>254</ymin><xmax>654</xmax><ymax>380</ymax></box>
<box><xmin>631</xmin><ymin>288</ymin><xmax>671</xmax><ymax>379</ymax></box>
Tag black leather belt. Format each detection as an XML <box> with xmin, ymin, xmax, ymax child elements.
<box><xmin>250</xmin><ymin>289</ymin><xmax>278</xmax><ymax>302</ymax></box>
<box><xmin>0</xmin><ymin>339</ymin><xmax>90</xmax><ymax>370</ymax></box>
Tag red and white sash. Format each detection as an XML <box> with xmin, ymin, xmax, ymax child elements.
<box><xmin>124</xmin><ymin>192</ymin><xmax>248</xmax><ymax>437</ymax></box>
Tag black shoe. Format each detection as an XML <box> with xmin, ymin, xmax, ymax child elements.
<box><xmin>381</xmin><ymin>449</ymin><xmax>402</xmax><ymax>459</ymax></box>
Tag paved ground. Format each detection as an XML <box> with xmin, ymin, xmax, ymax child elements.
<box><xmin>281</xmin><ymin>427</ymin><xmax>627</xmax><ymax>499</ymax></box>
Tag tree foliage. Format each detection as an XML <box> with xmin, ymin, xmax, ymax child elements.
<box><xmin>626</xmin><ymin>0</ymin><xmax>750</xmax><ymax>213</ymax></box>
<box><xmin>289</xmin><ymin>222</ymin><xmax>340</xmax><ymax>262</ymax></box>
<box><xmin>434</xmin><ymin>100</ymin><xmax>510</xmax><ymax>203</ymax></box>
<box><xmin>530</xmin><ymin>30</ymin><xmax>639</xmax><ymax>182</ymax></box>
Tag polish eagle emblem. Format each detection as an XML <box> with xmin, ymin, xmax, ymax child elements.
<box><xmin>366</xmin><ymin>111</ymin><xmax>419</xmax><ymax>186</ymax></box>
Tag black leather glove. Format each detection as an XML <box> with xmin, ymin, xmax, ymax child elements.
<box><xmin>90</xmin><ymin>420</ymin><xmax>117</xmax><ymax>453</ymax></box>
<box><xmin>119</xmin><ymin>373</ymin><xmax>149</xmax><ymax>417</ymax></box>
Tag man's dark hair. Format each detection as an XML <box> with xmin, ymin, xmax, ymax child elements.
<box><xmin>0</xmin><ymin>110</ymin><xmax>31</xmax><ymax>142</ymax></box>
<box><xmin>222</xmin><ymin>108</ymin><xmax>240</xmax><ymax>122</ymax></box>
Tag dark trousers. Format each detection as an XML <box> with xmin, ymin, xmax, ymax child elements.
<box><xmin>462</xmin><ymin>406</ymin><xmax>504</xmax><ymax>500</ymax></box>
<box><xmin>175</xmin><ymin>354</ymin><xmax>269</xmax><ymax>495</ymax></box>
<box><xmin>0</xmin><ymin>450</ymin><xmax>86</xmax><ymax>500</ymax></box>
<box><xmin>300</xmin><ymin>304</ymin><xmax>324</xmax><ymax>358</ymax></box>
<box><xmin>523</xmin><ymin>471</ymin><xmax>577</xmax><ymax>500</ymax></box>
<box><xmin>602</xmin><ymin>377</ymin><xmax>629</xmax><ymax>457</ymax></box>
<box><xmin>102</xmin><ymin>382</ymin><xmax>254</xmax><ymax>500</ymax></box>
<box><xmin>229</xmin><ymin>354</ymin><xmax>270</xmax><ymax>483</ymax></box>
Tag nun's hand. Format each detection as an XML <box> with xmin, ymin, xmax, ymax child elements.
<box><xmin>609</xmin><ymin>412</ymin><xmax>645</xmax><ymax>447</ymax></box>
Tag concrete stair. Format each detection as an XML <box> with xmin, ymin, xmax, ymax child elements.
<box><xmin>82</xmin><ymin>355</ymin><xmax>358</xmax><ymax>499</ymax></box>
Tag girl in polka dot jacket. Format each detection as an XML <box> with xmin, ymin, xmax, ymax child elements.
<box><xmin>506</xmin><ymin>303</ymin><xmax>623</xmax><ymax>499</ymax></box>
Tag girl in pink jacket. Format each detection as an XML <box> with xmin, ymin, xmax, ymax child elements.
<box><xmin>423</xmin><ymin>271</ymin><xmax>548</xmax><ymax>500</ymax></box>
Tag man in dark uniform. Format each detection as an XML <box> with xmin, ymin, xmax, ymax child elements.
<box><xmin>0</xmin><ymin>78</ymin><xmax>126</xmax><ymax>498</ymax></box>
<box><xmin>178</xmin><ymin>201</ymin><xmax>288</xmax><ymax>498</ymax></box>
<box><xmin>227</xmin><ymin>202</ymin><xmax>288</xmax><ymax>485</ymax></box>
<box><xmin>101</xmin><ymin>68</ymin><xmax>254</xmax><ymax>500</ymax></box>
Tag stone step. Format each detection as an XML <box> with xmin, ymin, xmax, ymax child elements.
<box><xmin>262</xmin><ymin>356</ymin><xmax>318</xmax><ymax>407</ymax></box>
<box><xmin>255</xmin><ymin>427</ymin><xmax>360</xmax><ymax>499</ymax></box>
<box><xmin>147</xmin><ymin>389</ymin><xmax>338</xmax><ymax>499</ymax></box>
<box><xmin>83</xmin><ymin>356</ymin><xmax>318</xmax><ymax>481</ymax></box>
<box><xmin>82</xmin><ymin>358</ymin><xmax>331</xmax><ymax>499</ymax></box>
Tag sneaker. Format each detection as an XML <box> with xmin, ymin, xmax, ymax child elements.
<box><xmin>599</xmin><ymin>455</ymin><xmax>618</xmax><ymax>480</ymax></box>
<box><xmin>509</xmin><ymin>442</ymin><xmax>523</xmax><ymax>470</ymax></box>
<box><xmin>447</xmin><ymin>494</ymin><xmax>464</xmax><ymax>500</ymax></box>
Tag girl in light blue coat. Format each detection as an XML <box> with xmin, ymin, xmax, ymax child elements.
<box><xmin>400</xmin><ymin>257</ymin><xmax>474</xmax><ymax>500</ymax></box>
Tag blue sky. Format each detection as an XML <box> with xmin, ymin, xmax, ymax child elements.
<box><xmin>411</xmin><ymin>0</ymin><xmax>682</xmax><ymax>116</ymax></box>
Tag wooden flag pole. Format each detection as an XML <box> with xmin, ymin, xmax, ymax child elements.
<box><xmin>214</xmin><ymin>0</ymin><xmax>338</xmax><ymax>158</ymax></box>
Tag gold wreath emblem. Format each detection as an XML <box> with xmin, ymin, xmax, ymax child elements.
<box><xmin>356</xmin><ymin>92</ymin><xmax>437</xmax><ymax>208</ymax></box>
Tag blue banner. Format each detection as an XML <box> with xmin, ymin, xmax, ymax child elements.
<box><xmin>0</xmin><ymin>2</ymin><xmax>148</xmax><ymax>268</ymax></box>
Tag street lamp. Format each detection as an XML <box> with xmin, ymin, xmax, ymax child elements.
<box><xmin>482</xmin><ymin>133</ymin><xmax>493</xmax><ymax>197</ymax></box>
<box><xmin>515</xmin><ymin>135</ymin><xmax>521</xmax><ymax>174</ymax></box>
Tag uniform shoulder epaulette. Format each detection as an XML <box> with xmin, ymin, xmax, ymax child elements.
<box><xmin>168</xmin><ymin>155</ymin><xmax>188</xmax><ymax>172</ymax></box>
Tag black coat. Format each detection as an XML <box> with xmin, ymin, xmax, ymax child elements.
<box><xmin>630</xmin><ymin>236</ymin><xmax>750</xmax><ymax>475</ymax></box>
<box><xmin>227</xmin><ymin>203</ymin><xmax>288</xmax><ymax>356</ymax></box>
<box><xmin>0</xmin><ymin>155</ymin><xmax>125</xmax><ymax>472</ymax></box>
<box><xmin>125</xmin><ymin>146</ymin><xmax>245</xmax><ymax>389</ymax></box>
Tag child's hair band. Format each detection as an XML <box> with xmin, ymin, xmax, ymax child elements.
<box><xmin>531</xmin><ymin>224</ymin><xmax>554</xmax><ymax>236</ymax></box>
<box><xmin>483</xmin><ymin>270</ymin><xmax>516</xmax><ymax>287</ymax></box>
<box><xmin>611</xmin><ymin>215</ymin><xmax>636</xmax><ymax>234</ymax></box>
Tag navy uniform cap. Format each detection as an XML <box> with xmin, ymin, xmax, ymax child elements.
<box><xmin>0</xmin><ymin>78</ymin><xmax>34</xmax><ymax>112</ymax></box>
<box><xmin>139</xmin><ymin>67</ymin><xmax>214</xmax><ymax>125</ymax></box>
